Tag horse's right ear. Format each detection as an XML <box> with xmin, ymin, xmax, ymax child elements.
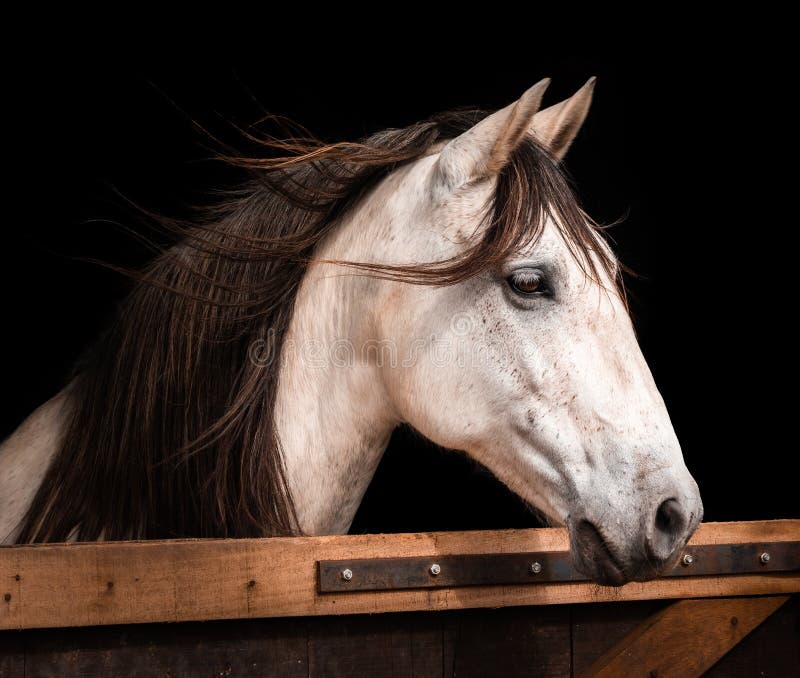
<box><xmin>434</xmin><ymin>79</ymin><xmax>550</xmax><ymax>194</ymax></box>
<box><xmin>528</xmin><ymin>77</ymin><xmax>596</xmax><ymax>160</ymax></box>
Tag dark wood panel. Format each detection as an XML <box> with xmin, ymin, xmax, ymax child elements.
<box><xmin>21</xmin><ymin>618</ymin><xmax>308</xmax><ymax>678</ymax></box>
<box><xmin>446</xmin><ymin>606</ymin><xmax>571</xmax><ymax>678</ymax></box>
<box><xmin>0</xmin><ymin>608</ymin><xmax>570</xmax><ymax>677</ymax></box>
<box><xmin>308</xmin><ymin>613</ymin><xmax>442</xmax><ymax>677</ymax></box>
<box><xmin>571</xmin><ymin>600</ymin><xmax>669</xmax><ymax>676</ymax></box>
<box><xmin>705</xmin><ymin>595</ymin><xmax>799</xmax><ymax>677</ymax></box>
<box><xmin>0</xmin><ymin>598</ymin><xmax>796</xmax><ymax>677</ymax></box>
<box><xmin>0</xmin><ymin>630</ymin><xmax>23</xmax><ymax>678</ymax></box>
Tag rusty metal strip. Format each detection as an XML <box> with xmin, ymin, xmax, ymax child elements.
<box><xmin>317</xmin><ymin>540</ymin><xmax>800</xmax><ymax>593</ymax></box>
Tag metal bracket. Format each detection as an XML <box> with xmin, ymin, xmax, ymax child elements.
<box><xmin>317</xmin><ymin>540</ymin><xmax>800</xmax><ymax>593</ymax></box>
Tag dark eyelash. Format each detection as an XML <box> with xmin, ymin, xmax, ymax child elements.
<box><xmin>506</xmin><ymin>269</ymin><xmax>552</xmax><ymax>298</ymax></box>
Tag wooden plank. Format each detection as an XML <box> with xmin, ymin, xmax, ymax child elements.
<box><xmin>0</xmin><ymin>628</ymin><xmax>23</xmax><ymax>678</ymax></box>
<box><xmin>447</xmin><ymin>606</ymin><xmax>571</xmax><ymax>678</ymax></box>
<box><xmin>581</xmin><ymin>595</ymin><xmax>789</xmax><ymax>678</ymax></box>
<box><xmin>20</xmin><ymin>618</ymin><xmax>308</xmax><ymax>678</ymax></box>
<box><xmin>1</xmin><ymin>600</ymin><xmax>796</xmax><ymax>677</ymax></box>
<box><xmin>307</xmin><ymin>612</ymin><xmax>443</xmax><ymax>677</ymax></box>
<box><xmin>0</xmin><ymin>520</ymin><xmax>798</xmax><ymax>630</ymax></box>
<box><xmin>705</xmin><ymin>594</ymin><xmax>799</xmax><ymax>676</ymax></box>
<box><xmin>571</xmin><ymin>600</ymin><xmax>669</xmax><ymax>676</ymax></box>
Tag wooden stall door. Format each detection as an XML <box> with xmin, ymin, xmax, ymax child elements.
<box><xmin>1</xmin><ymin>597</ymin><xmax>797</xmax><ymax>677</ymax></box>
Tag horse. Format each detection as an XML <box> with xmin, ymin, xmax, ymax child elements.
<box><xmin>0</xmin><ymin>77</ymin><xmax>702</xmax><ymax>586</ymax></box>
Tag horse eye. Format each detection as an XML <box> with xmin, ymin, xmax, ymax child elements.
<box><xmin>507</xmin><ymin>270</ymin><xmax>549</xmax><ymax>297</ymax></box>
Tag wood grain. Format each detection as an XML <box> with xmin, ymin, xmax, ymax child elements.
<box><xmin>18</xmin><ymin>617</ymin><xmax>309</xmax><ymax>677</ymax></box>
<box><xmin>582</xmin><ymin>595</ymin><xmax>790</xmax><ymax>678</ymax></box>
<box><xmin>705</xmin><ymin>594</ymin><xmax>799</xmax><ymax>676</ymax></box>
<box><xmin>571</xmin><ymin>600</ymin><xmax>668</xmax><ymax>676</ymax></box>
<box><xmin>0</xmin><ymin>627</ymin><xmax>23</xmax><ymax>678</ymax></box>
<box><xmin>307</xmin><ymin>612</ymin><xmax>443</xmax><ymax>677</ymax></box>
<box><xmin>446</xmin><ymin>606</ymin><xmax>570</xmax><ymax>678</ymax></box>
<box><xmin>1</xmin><ymin>520</ymin><xmax>798</xmax><ymax>630</ymax></box>
<box><xmin>0</xmin><ymin>599</ymin><xmax>796</xmax><ymax>676</ymax></box>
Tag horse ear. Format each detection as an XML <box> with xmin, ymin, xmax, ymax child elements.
<box><xmin>528</xmin><ymin>77</ymin><xmax>596</xmax><ymax>160</ymax></box>
<box><xmin>435</xmin><ymin>78</ymin><xmax>550</xmax><ymax>192</ymax></box>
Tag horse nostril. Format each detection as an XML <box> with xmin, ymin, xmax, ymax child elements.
<box><xmin>655</xmin><ymin>498</ymin><xmax>681</xmax><ymax>533</ymax></box>
<box><xmin>649</xmin><ymin>498</ymin><xmax>688</xmax><ymax>561</ymax></box>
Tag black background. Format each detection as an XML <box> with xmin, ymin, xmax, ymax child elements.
<box><xmin>2</xmin><ymin>46</ymin><xmax>796</xmax><ymax>531</ymax></box>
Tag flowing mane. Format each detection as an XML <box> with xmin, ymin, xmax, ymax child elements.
<box><xmin>18</xmin><ymin>110</ymin><xmax>618</xmax><ymax>542</ymax></box>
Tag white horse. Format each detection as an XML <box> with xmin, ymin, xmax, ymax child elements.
<box><xmin>0</xmin><ymin>78</ymin><xmax>701</xmax><ymax>585</ymax></box>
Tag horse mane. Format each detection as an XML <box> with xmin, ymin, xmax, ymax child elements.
<box><xmin>17</xmin><ymin>110</ymin><xmax>619</xmax><ymax>542</ymax></box>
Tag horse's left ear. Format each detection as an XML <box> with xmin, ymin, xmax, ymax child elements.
<box><xmin>434</xmin><ymin>78</ymin><xmax>550</xmax><ymax>192</ymax></box>
<box><xmin>529</xmin><ymin>77</ymin><xmax>596</xmax><ymax>160</ymax></box>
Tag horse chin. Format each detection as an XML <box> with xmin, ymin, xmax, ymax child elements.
<box><xmin>627</xmin><ymin>545</ymin><xmax>685</xmax><ymax>583</ymax></box>
<box><xmin>568</xmin><ymin>518</ymin><xmax>633</xmax><ymax>587</ymax></box>
<box><xmin>575</xmin><ymin>556</ymin><xmax>629</xmax><ymax>587</ymax></box>
<box><xmin>568</xmin><ymin>521</ymin><xmax>688</xmax><ymax>586</ymax></box>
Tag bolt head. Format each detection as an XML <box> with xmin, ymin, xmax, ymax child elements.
<box><xmin>681</xmin><ymin>553</ymin><xmax>694</xmax><ymax>566</ymax></box>
<box><xmin>530</xmin><ymin>561</ymin><xmax>543</xmax><ymax>574</ymax></box>
<box><xmin>429</xmin><ymin>563</ymin><xmax>441</xmax><ymax>576</ymax></box>
<box><xmin>760</xmin><ymin>552</ymin><xmax>771</xmax><ymax>564</ymax></box>
<box><xmin>341</xmin><ymin>568</ymin><xmax>353</xmax><ymax>581</ymax></box>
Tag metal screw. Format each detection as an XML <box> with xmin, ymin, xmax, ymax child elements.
<box><xmin>681</xmin><ymin>553</ymin><xmax>694</xmax><ymax>566</ymax></box>
<box><xmin>530</xmin><ymin>561</ymin><xmax>543</xmax><ymax>575</ymax></box>
<box><xmin>429</xmin><ymin>563</ymin><xmax>441</xmax><ymax>576</ymax></box>
<box><xmin>341</xmin><ymin>568</ymin><xmax>353</xmax><ymax>581</ymax></box>
<box><xmin>760</xmin><ymin>552</ymin><xmax>771</xmax><ymax>564</ymax></box>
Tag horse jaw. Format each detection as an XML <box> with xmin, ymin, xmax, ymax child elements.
<box><xmin>0</xmin><ymin>391</ymin><xmax>71</xmax><ymax>543</ymax></box>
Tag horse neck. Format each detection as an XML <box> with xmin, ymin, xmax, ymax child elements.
<box><xmin>274</xmin><ymin>204</ymin><xmax>403</xmax><ymax>535</ymax></box>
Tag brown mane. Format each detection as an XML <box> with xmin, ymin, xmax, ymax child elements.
<box><xmin>17</xmin><ymin>110</ymin><xmax>618</xmax><ymax>542</ymax></box>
